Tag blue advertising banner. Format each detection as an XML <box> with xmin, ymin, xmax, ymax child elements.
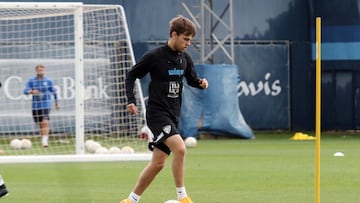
<box><xmin>236</xmin><ymin>43</ymin><xmax>289</xmax><ymax>129</ymax></box>
<box><xmin>311</xmin><ymin>25</ymin><xmax>360</xmax><ymax>60</ymax></box>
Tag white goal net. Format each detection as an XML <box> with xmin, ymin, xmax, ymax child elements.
<box><xmin>0</xmin><ymin>2</ymin><xmax>150</xmax><ymax>163</ymax></box>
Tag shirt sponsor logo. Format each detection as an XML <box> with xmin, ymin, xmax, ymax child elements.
<box><xmin>168</xmin><ymin>69</ymin><xmax>184</xmax><ymax>76</ymax></box>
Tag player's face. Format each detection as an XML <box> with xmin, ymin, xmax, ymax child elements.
<box><xmin>174</xmin><ymin>33</ymin><xmax>193</xmax><ymax>52</ymax></box>
<box><xmin>36</xmin><ymin>66</ymin><xmax>45</xmax><ymax>77</ymax></box>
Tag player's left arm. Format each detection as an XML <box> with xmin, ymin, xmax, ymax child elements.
<box><xmin>184</xmin><ymin>53</ymin><xmax>208</xmax><ymax>89</ymax></box>
<box><xmin>198</xmin><ymin>78</ymin><xmax>208</xmax><ymax>89</ymax></box>
<box><xmin>48</xmin><ymin>79</ymin><xmax>60</xmax><ymax>110</ymax></box>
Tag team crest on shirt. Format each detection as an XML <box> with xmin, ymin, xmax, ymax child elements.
<box><xmin>163</xmin><ymin>125</ymin><xmax>171</xmax><ymax>134</ymax></box>
<box><xmin>168</xmin><ymin>81</ymin><xmax>180</xmax><ymax>98</ymax></box>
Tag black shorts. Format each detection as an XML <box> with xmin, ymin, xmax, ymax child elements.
<box><xmin>147</xmin><ymin>116</ymin><xmax>179</xmax><ymax>155</ymax></box>
<box><xmin>32</xmin><ymin>109</ymin><xmax>50</xmax><ymax>123</ymax></box>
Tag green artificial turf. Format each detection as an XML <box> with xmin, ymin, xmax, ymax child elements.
<box><xmin>0</xmin><ymin>132</ymin><xmax>359</xmax><ymax>203</ymax></box>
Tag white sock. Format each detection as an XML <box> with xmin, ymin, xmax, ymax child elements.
<box><xmin>0</xmin><ymin>176</ymin><xmax>4</xmax><ymax>185</ymax></box>
<box><xmin>176</xmin><ymin>187</ymin><xmax>188</xmax><ymax>200</ymax></box>
<box><xmin>42</xmin><ymin>135</ymin><xmax>49</xmax><ymax>146</ymax></box>
<box><xmin>129</xmin><ymin>192</ymin><xmax>141</xmax><ymax>203</ymax></box>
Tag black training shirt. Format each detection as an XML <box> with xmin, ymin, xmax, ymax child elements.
<box><xmin>125</xmin><ymin>44</ymin><xmax>203</xmax><ymax>122</ymax></box>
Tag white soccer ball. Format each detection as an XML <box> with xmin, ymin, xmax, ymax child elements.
<box><xmin>108</xmin><ymin>146</ymin><xmax>122</xmax><ymax>154</ymax></box>
<box><xmin>87</xmin><ymin>141</ymin><xmax>101</xmax><ymax>153</ymax></box>
<box><xmin>10</xmin><ymin>139</ymin><xmax>22</xmax><ymax>149</ymax></box>
<box><xmin>164</xmin><ymin>200</ymin><xmax>180</xmax><ymax>203</ymax></box>
<box><xmin>21</xmin><ymin>139</ymin><xmax>32</xmax><ymax>149</ymax></box>
<box><xmin>184</xmin><ymin>137</ymin><xmax>197</xmax><ymax>148</ymax></box>
<box><xmin>85</xmin><ymin>139</ymin><xmax>95</xmax><ymax>152</ymax></box>
<box><xmin>140</xmin><ymin>125</ymin><xmax>154</xmax><ymax>141</ymax></box>
<box><xmin>121</xmin><ymin>146</ymin><xmax>135</xmax><ymax>154</ymax></box>
<box><xmin>95</xmin><ymin>146</ymin><xmax>108</xmax><ymax>154</ymax></box>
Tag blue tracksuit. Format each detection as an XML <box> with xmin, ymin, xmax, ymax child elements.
<box><xmin>24</xmin><ymin>76</ymin><xmax>58</xmax><ymax>110</ymax></box>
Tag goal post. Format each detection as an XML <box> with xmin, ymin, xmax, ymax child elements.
<box><xmin>0</xmin><ymin>2</ymin><xmax>150</xmax><ymax>163</ymax></box>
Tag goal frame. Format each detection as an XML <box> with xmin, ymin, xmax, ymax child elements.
<box><xmin>0</xmin><ymin>2</ymin><xmax>150</xmax><ymax>163</ymax></box>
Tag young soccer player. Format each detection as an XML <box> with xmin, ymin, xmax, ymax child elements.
<box><xmin>121</xmin><ymin>15</ymin><xmax>208</xmax><ymax>203</ymax></box>
<box><xmin>23</xmin><ymin>64</ymin><xmax>60</xmax><ymax>147</ymax></box>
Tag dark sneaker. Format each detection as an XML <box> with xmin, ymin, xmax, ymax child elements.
<box><xmin>0</xmin><ymin>184</ymin><xmax>8</xmax><ymax>198</ymax></box>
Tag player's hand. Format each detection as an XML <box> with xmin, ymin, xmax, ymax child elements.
<box><xmin>55</xmin><ymin>102</ymin><xmax>60</xmax><ymax>110</ymax></box>
<box><xmin>199</xmin><ymin>78</ymin><xmax>208</xmax><ymax>89</ymax></box>
<box><xmin>127</xmin><ymin>103</ymin><xmax>138</xmax><ymax>115</ymax></box>
<box><xmin>30</xmin><ymin>89</ymin><xmax>39</xmax><ymax>95</ymax></box>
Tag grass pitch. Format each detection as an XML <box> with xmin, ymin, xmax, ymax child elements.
<box><xmin>0</xmin><ymin>132</ymin><xmax>359</xmax><ymax>203</ymax></box>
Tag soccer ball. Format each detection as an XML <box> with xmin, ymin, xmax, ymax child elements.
<box><xmin>140</xmin><ymin>125</ymin><xmax>154</xmax><ymax>142</ymax></box>
<box><xmin>21</xmin><ymin>139</ymin><xmax>32</xmax><ymax>149</ymax></box>
<box><xmin>87</xmin><ymin>141</ymin><xmax>101</xmax><ymax>153</ymax></box>
<box><xmin>164</xmin><ymin>200</ymin><xmax>180</xmax><ymax>203</ymax></box>
<box><xmin>108</xmin><ymin>146</ymin><xmax>122</xmax><ymax>154</ymax></box>
<box><xmin>184</xmin><ymin>137</ymin><xmax>197</xmax><ymax>148</ymax></box>
<box><xmin>10</xmin><ymin>139</ymin><xmax>22</xmax><ymax>149</ymax></box>
<box><xmin>85</xmin><ymin>140</ymin><xmax>95</xmax><ymax>152</ymax></box>
<box><xmin>121</xmin><ymin>146</ymin><xmax>135</xmax><ymax>154</ymax></box>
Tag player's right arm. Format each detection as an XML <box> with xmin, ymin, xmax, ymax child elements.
<box><xmin>127</xmin><ymin>103</ymin><xmax>138</xmax><ymax>115</ymax></box>
<box><xmin>23</xmin><ymin>78</ymin><xmax>38</xmax><ymax>95</ymax></box>
<box><xmin>125</xmin><ymin>52</ymin><xmax>153</xmax><ymax>114</ymax></box>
